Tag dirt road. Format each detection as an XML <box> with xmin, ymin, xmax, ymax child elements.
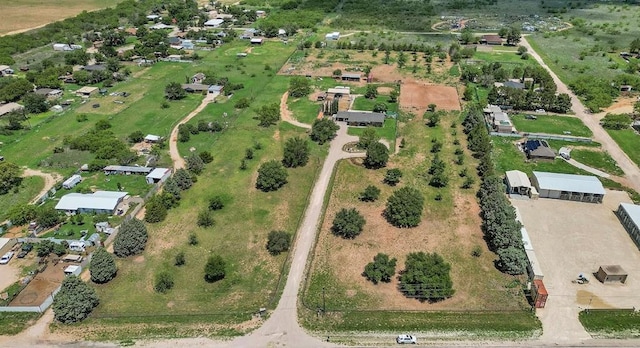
<box><xmin>21</xmin><ymin>168</ymin><xmax>62</xmax><ymax>204</ymax></box>
<box><xmin>520</xmin><ymin>37</ymin><xmax>640</xmax><ymax>193</ymax></box>
<box><xmin>280</xmin><ymin>92</ymin><xmax>312</xmax><ymax>129</ymax></box>
<box><xmin>169</xmin><ymin>92</ymin><xmax>217</xmax><ymax>170</ymax></box>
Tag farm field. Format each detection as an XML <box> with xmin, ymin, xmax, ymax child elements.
<box><xmin>606</xmin><ymin>129</ymin><xmax>640</xmax><ymax>169</ymax></box>
<box><xmin>0</xmin><ymin>0</ymin><xmax>124</xmax><ymax>35</ymax></box>
<box><xmin>510</xmin><ymin>114</ymin><xmax>593</xmax><ymax>138</ymax></box>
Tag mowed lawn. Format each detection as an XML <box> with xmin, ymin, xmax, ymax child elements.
<box><xmin>510</xmin><ymin>114</ymin><xmax>593</xmax><ymax>138</ymax></box>
<box><xmin>0</xmin><ymin>0</ymin><xmax>124</xmax><ymax>34</ymax></box>
<box><xmin>347</xmin><ymin>118</ymin><xmax>397</xmax><ymax>147</ymax></box>
<box><xmin>302</xmin><ymin>112</ymin><xmax>536</xmax><ymax>335</ymax></box>
<box><xmin>80</xmin><ymin>42</ymin><xmax>327</xmax><ymax>339</ymax></box>
<box><xmin>607</xmin><ymin>129</ymin><xmax>640</xmax><ymax>169</ymax></box>
<box><xmin>570</xmin><ymin>149</ymin><xmax>624</xmax><ymax>176</ymax></box>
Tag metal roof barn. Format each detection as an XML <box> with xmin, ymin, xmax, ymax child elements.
<box><xmin>532</xmin><ymin>171</ymin><xmax>605</xmax><ymax>203</ymax></box>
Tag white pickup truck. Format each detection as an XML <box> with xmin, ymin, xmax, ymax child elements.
<box><xmin>0</xmin><ymin>251</ymin><xmax>14</xmax><ymax>264</ymax></box>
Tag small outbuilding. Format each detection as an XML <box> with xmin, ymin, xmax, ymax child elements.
<box><xmin>0</xmin><ymin>238</ymin><xmax>17</xmax><ymax>256</ymax></box>
<box><xmin>62</xmin><ymin>174</ymin><xmax>82</xmax><ymax>189</ymax></box>
<box><xmin>250</xmin><ymin>38</ymin><xmax>264</xmax><ymax>45</ymax></box>
<box><xmin>144</xmin><ymin>134</ymin><xmax>161</xmax><ymax>143</ymax></box>
<box><xmin>595</xmin><ymin>265</ymin><xmax>628</xmax><ymax>284</ymax></box>
<box><xmin>505</xmin><ymin>170</ymin><xmax>532</xmax><ymax>196</ymax></box>
<box><xmin>76</xmin><ymin>86</ymin><xmax>98</xmax><ymax>97</ymax></box>
<box><xmin>64</xmin><ymin>265</ymin><xmax>82</xmax><ymax>276</ymax></box>
<box><xmin>480</xmin><ymin>34</ymin><xmax>503</xmax><ymax>45</ymax></box>
<box><xmin>340</xmin><ymin>73</ymin><xmax>361</xmax><ymax>82</ymax></box>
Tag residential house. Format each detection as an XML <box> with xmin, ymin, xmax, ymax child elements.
<box><xmin>502</xmin><ymin>80</ymin><xmax>525</xmax><ymax>89</ymax></box>
<box><xmin>181</xmin><ymin>39</ymin><xmax>195</xmax><ymax>50</ymax></box>
<box><xmin>327</xmin><ymin>86</ymin><xmax>350</xmax><ymax>98</ymax></box>
<box><xmin>150</xmin><ymin>23</ymin><xmax>172</xmax><ymax>30</ymax></box>
<box><xmin>75</xmin><ymin>86</ymin><xmax>98</xmax><ymax>97</ymax></box>
<box><xmin>483</xmin><ymin>104</ymin><xmax>514</xmax><ymax>133</ymax></box>
<box><xmin>325</xmin><ymin>32</ymin><xmax>340</xmax><ymax>40</ymax></box>
<box><xmin>0</xmin><ymin>65</ymin><xmax>14</xmax><ymax>75</ymax></box>
<box><xmin>480</xmin><ymin>34</ymin><xmax>503</xmax><ymax>45</ymax></box>
<box><xmin>55</xmin><ymin>191</ymin><xmax>128</xmax><ymax>215</ymax></box>
<box><xmin>35</xmin><ymin>88</ymin><xmax>63</xmax><ymax>100</ymax></box>
<box><xmin>204</xmin><ymin>19</ymin><xmax>224</xmax><ymax>28</ymax></box>
<box><xmin>208</xmin><ymin>85</ymin><xmax>223</xmax><ymax>94</ymax></box>
<box><xmin>182</xmin><ymin>83</ymin><xmax>209</xmax><ymax>93</ymax></box>
<box><xmin>524</xmin><ymin>139</ymin><xmax>556</xmax><ymax>160</ymax></box>
<box><xmin>0</xmin><ymin>103</ymin><xmax>25</xmax><ymax>117</ymax></box>
<box><xmin>192</xmin><ymin>73</ymin><xmax>206</xmax><ymax>84</ymax></box>
<box><xmin>334</xmin><ymin>111</ymin><xmax>385</xmax><ymax>127</ymax></box>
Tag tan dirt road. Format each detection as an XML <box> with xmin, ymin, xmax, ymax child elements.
<box><xmin>169</xmin><ymin>92</ymin><xmax>217</xmax><ymax>170</ymax></box>
<box><xmin>21</xmin><ymin>168</ymin><xmax>62</xmax><ymax>204</ymax></box>
<box><xmin>280</xmin><ymin>92</ymin><xmax>312</xmax><ymax>129</ymax></box>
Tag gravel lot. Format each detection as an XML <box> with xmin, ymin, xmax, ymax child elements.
<box><xmin>512</xmin><ymin>190</ymin><xmax>640</xmax><ymax>343</ymax></box>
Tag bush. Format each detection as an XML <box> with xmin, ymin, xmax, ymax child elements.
<box><xmin>245</xmin><ymin>148</ymin><xmax>254</xmax><ymax>160</ymax></box>
<box><xmin>310</xmin><ymin>118</ymin><xmax>339</xmax><ymax>144</ymax></box>
<box><xmin>188</xmin><ymin>233</ymin><xmax>198</xmax><ymax>245</ymax></box>
<box><xmin>496</xmin><ymin>246</ymin><xmax>527</xmax><ymax>275</ymax></box>
<box><xmin>144</xmin><ymin>196</ymin><xmax>167</xmax><ymax>223</ymax></box>
<box><xmin>363</xmin><ymin>253</ymin><xmax>397</xmax><ymax>284</ymax></box>
<box><xmin>289</xmin><ymin>76</ymin><xmax>311</xmax><ymax>97</ymax></box>
<box><xmin>76</xmin><ymin>114</ymin><xmax>88</xmax><ymax>122</ymax></box>
<box><xmin>113</xmin><ymin>218</ymin><xmax>148</xmax><ymax>257</ymax></box>
<box><xmin>266</xmin><ymin>230</ymin><xmax>291</xmax><ymax>255</ymax></box>
<box><xmin>127</xmin><ymin>130</ymin><xmax>144</xmax><ymax>143</ymax></box>
<box><xmin>282</xmin><ymin>136</ymin><xmax>309</xmax><ymax>168</ymax></box>
<box><xmin>601</xmin><ymin>113</ymin><xmax>632</xmax><ymax>130</ymax></box>
<box><xmin>199</xmin><ymin>151</ymin><xmax>213</xmax><ymax>164</ymax></box>
<box><xmin>357</xmin><ymin>127</ymin><xmax>380</xmax><ymax>150</ymax></box>
<box><xmin>399</xmin><ymin>252</ymin><xmax>454</xmax><ymax>302</ymax></box>
<box><xmin>256</xmin><ymin>160</ymin><xmax>288</xmax><ymax>192</ymax></box>
<box><xmin>204</xmin><ymin>255</ymin><xmax>226</xmax><ymax>282</ymax></box>
<box><xmin>187</xmin><ymin>154</ymin><xmax>205</xmax><ymax>174</ymax></box>
<box><xmin>235</xmin><ymin>97</ymin><xmax>251</xmax><ymax>109</ymax></box>
<box><xmin>360</xmin><ymin>185</ymin><xmax>381</xmax><ymax>202</ymax></box>
<box><xmin>175</xmin><ymin>251</ymin><xmax>185</xmax><ymax>266</ymax></box>
<box><xmin>471</xmin><ymin>245</ymin><xmax>482</xmax><ymax>257</ymax></box>
<box><xmin>154</xmin><ymin>271</ymin><xmax>174</xmax><ymax>293</ymax></box>
<box><xmin>197</xmin><ymin>210</ymin><xmax>215</xmax><ymax>228</ymax></box>
<box><xmin>89</xmin><ymin>248</ymin><xmax>117</xmax><ymax>284</ymax></box>
<box><xmin>384</xmin><ymin>168</ymin><xmax>403</xmax><ymax>186</ymax></box>
<box><xmin>208</xmin><ymin>195</ymin><xmax>225</xmax><ymax>210</ymax></box>
<box><xmin>174</xmin><ymin>169</ymin><xmax>193</xmax><ymax>190</ymax></box>
<box><xmin>52</xmin><ymin>276</ymin><xmax>99</xmax><ymax>323</ymax></box>
<box><xmin>331</xmin><ymin>208</ymin><xmax>366</xmax><ymax>239</ymax></box>
<box><xmin>363</xmin><ymin>142</ymin><xmax>389</xmax><ymax>169</ymax></box>
<box><xmin>384</xmin><ymin>187</ymin><xmax>424</xmax><ymax>228</ymax></box>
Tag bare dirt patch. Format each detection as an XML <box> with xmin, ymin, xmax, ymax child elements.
<box><xmin>10</xmin><ymin>261</ymin><xmax>66</xmax><ymax>307</ymax></box>
<box><xmin>377</xmin><ymin>86</ymin><xmax>394</xmax><ymax>95</ymax></box>
<box><xmin>603</xmin><ymin>96</ymin><xmax>636</xmax><ymax>116</ymax></box>
<box><xmin>400</xmin><ymin>82</ymin><xmax>461</xmax><ymax>114</ymax></box>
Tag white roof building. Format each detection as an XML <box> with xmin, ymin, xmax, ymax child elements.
<box><xmin>55</xmin><ymin>191</ymin><xmax>128</xmax><ymax>214</ymax></box>
<box><xmin>204</xmin><ymin>19</ymin><xmax>224</xmax><ymax>27</ymax></box>
<box><xmin>146</xmin><ymin>168</ymin><xmax>171</xmax><ymax>184</ymax></box>
<box><xmin>532</xmin><ymin>171</ymin><xmax>605</xmax><ymax>203</ymax></box>
<box><xmin>144</xmin><ymin>134</ymin><xmax>161</xmax><ymax>142</ymax></box>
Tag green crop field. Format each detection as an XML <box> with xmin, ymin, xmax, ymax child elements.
<box><xmin>510</xmin><ymin>114</ymin><xmax>593</xmax><ymax>138</ymax></box>
<box><xmin>607</xmin><ymin>129</ymin><xmax>640</xmax><ymax>169</ymax></box>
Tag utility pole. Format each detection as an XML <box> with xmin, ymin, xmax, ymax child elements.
<box><xmin>322</xmin><ymin>287</ymin><xmax>326</xmax><ymax>314</ymax></box>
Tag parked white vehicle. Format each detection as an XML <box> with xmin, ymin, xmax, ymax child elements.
<box><xmin>0</xmin><ymin>251</ymin><xmax>14</xmax><ymax>264</ymax></box>
<box><xmin>396</xmin><ymin>334</ymin><xmax>417</xmax><ymax>344</ymax></box>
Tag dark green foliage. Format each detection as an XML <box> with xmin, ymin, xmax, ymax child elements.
<box><xmin>495</xmin><ymin>247</ymin><xmax>527</xmax><ymax>275</ymax></box>
<box><xmin>431</xmin><ymin>139</ymin><xmax>443</xmax><ymax>153</ymax></box>
<box><xmin>37</xmin><ymin>240</ymin><xmax>54</xmax><ymax>257</ymax></box>
<box><xmin>175</xmin><ymin>251</ymin><xmax>185</xmax><ymax>266</ymax></box>
<box><xmin>0</xmin><ymin>162</ymin><xmax>23</xmax><ymax>195</ymax></box>
<box><xmin>154</xmin><ymin>271</ymin><xmax>174</xmax><ymax>293</ymax></box>
<box><xmin>35</xmin><ymin>206</ymin><xmax>60</xmax><ymax>228</ymax></box>
<box><xmin>360</xmin><ymin>185</ymin><xmax>381</xmax><ymax>202</ymax></box>
<box><xmin>188</xmin><ymin>233</ymin><xmax>198</xmax><ymax>246</ymax></box>
<box><xmin>256</xmin><ymin>103</ymin><xmax>280</xmax><ymax>127</ymax></box>
<box><xmin>52</xmin><ymin>276</ymin><xmax>99</xmax><ymax>324</ymax></box>
<box><xmin>95</xmin><ymin>120</ymin><xmax>112</xmax><ymax>131</ymax></box>
<box><xmin>208</xmin><ymin>195</ymin><xmax>225</xmax><ymax>211</ymax></box>
<box><xmin>266</xmin><ymin>230</ymin><xmax>291</xmax><ymax>255</ymax></box>
<box><xmin>199</xmin><ymin>151</ymin><xmax>213</xmax><ymax>164</ymax></box>
<box><xmin>144</xmin><ymin>196</ymin><xmax>167</xmax><ymax>223</ymax></box>
<box><xmin>310</xmin><ymin>118</ymin><xmax>339</xmax><ymax>144</ymax></box>
<box><xmin>384</xmin><ymin>187</ymin><xmax>424</xmax><ymax>228</ymax></box>
<box><xmin>373</xmin><ymin>103</ymin><xmax>388</xmax><ymax>113</ymax></box>
<box><xmin>204</xmin><ymin>255</ymin><xmax>226</xmax><ymax>282</ymax></box>
<box><xmin>426</xmin><ymin>111</ymin><xmax>440</xmax><ymax>127</ymax></box>
<box><xmin>23</xmin><ymin>93</ymin><xmax>49</xmax><ymax>114</ymax></box>
<box><xmin>113</xmin><ymin>218</ymin><xmax>148</xmax><ymax>258</ymax></box>
<box><xmin>187</xmin><ymin>154</ymin><xmax>205</xmax><ymax>175</ymax></box>
<box><xmin>90</xmin><ymin>248</ymin><xmax>117</xmax><ymax>284</ymax></box>
<box><xmin>601</xmin><ymin>113</ymin><xmax>632</xmax><ymax>130</ymax></box>
<box><xmin>282</xmin><ymin>136</ymin><xmax>309</xmax><ymax>168</ymax></box>
<box><xmin>365</xmin><ymin>84</ymin><xmax>378</xmax><ymax>99</ymax></box>
<box><xmin>289</xmin><ymin>76</ymin><xmax>312</xmax><ymax>97</ymax></box>
<box><xmin>245</xmin><ymin>148</ymin><xmax>254</xmax><ymax>160</ymax></box>
<box><xmin>240</xmin><ymin>159</ymin><xmax>248</xmax><ymax>170</ymax></box>
<box><xmin>363</xmin><ymin>253</ymin><xmax>397</xmax><ymax>284</ymax></box>
<box><xmin>53</xmin><ymin>243</ymin><xmax>67</xmax><ymax>256</ymax></box>
<box><xmin>178</xmin><ymin>124</ymin><xmax>191</xmax><ymax>142</ymax></box>
<box><xmin>357</xmin><ymin>127</ymin><xmax>380</xmax><ymax>150</ymax></box>
<box><xmin>471</xmin><ymin>245</ymin><xmax>482</xmax><ymax>257</ymax></box>
<box><xmin>256</xmin><ymin>160</ymin><xmax>288</xmax><ymax>192</ymax></box>
<box><xmin>173</xmin><ymin>169</ymin><xmax>193</xmax><ymax>190</ymax></box>
<box><xmin>461</xmin><ymin>177</ymin><xmax>475</xmax><ymax>189</ymax></box>
<box><xmin>197</xmin><ymin>210</ymin><xmax>215</xmax><ymax>228</ymax></box>
<box><xmin>364</xmin><ymin>142</ymin><xmax>389</xmax><ymax>169</ymax></box>
<box><xmin>235</xmin><ymin>97</ymin><xmax>251</xmax><ymax>109</ymax></box>
<box><xmin>331</xmin><ymin>208</ymin><xmax>366</xmax><ymax>239</ymax></box>
<box><xmin>428</xmin><ymin>155</ymin><xmax>448</xmax><ymax>188</ymax></box>
<box><xmin>127</xmin><ymin>131</ymin><xmax>144</xmax><ymax>143</ymax></box>
<box><xmin>165</xmin><ymin>82</ymin><xmax>186</xmax><ymax>100</ymax></box>
<box><xmin>384</xmin><ymin>168</ymin><xmax>403</xmax><ymax>186</ymax></box>
<box><xmin>399</xmin><ymin>252</ymin><xmax>454</xmax><ymax>302</ymax></box>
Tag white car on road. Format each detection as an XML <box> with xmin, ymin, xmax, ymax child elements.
<box><xmin>396</xmin><ymin>334</ymin><xmax>417</xmax><ymax>344</ymax></box>
<box><xmin>0</xmin><ymin>252</ymin><xmax>14</xmax><ymax>264</ymax></box>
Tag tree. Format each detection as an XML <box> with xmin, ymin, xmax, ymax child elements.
<box><xmin>197</xmin><ymin>210</ymin><xmax>215</xmax><ymax>228</ymax></box>
<box><xmin>36</xmin><ymin>206</ymin><xmax>60</xmax><ymax>228</ymax></box>
<box><xmin>426</xmin><ymin>112</ymin><xmax>440</xmax><ymax>127</ymax></box>
<box><xmin>310</xmin><ymin>118</ymin><xmax>339</xmax><ymax>144</ymax></box>
<box><xmin>23</xmin><ymin>93</ymin><xmax>48</xmax><ymax>114</ymax></box>
<box><xmin>95</xmin><ymin>119</ymin><xmax>112</xmax><ymax>131</ymax></box>
<box><xmin>498</xmin><ymin>27</ymin><xmax>509</xmax><ymax>38</ymax></box>
<box><xmin>282</xmin><ymin>136</ymin><xmax>309</xmax><ymax>168</ymax></box>
<box><xmin>358</xmin><ymin>127</ymin><xmax>380</xmax><ymax>150</ymax></box>
<box><xmin>517</xmin><ymin>45</ymin><xmax>527</xmax><ymax>55</ymax></box>
<box><xmin>154</xmin><ymin>271</ymin><xmax>174</xmax><ymax>293</ymax></box>
<box><xmin>397</xmin><ymin>51</ymin><xmax>407</xmax><ymax>68</ymax></box>
<box><xmin>363</xmin><ymin>253</ymin><xmax>397</xmax><ymax>284</ymax></box>
<box><xmin>52</xmin><ymin>276</ymin><xmax>99</xmax><ymax>323</ymax></box>
<box><xmin>288</xmin><ymin>76</ymin><xmax>311</xmax><ymax>98</ymax></box>
<box><xmin>634</xmin><ymin>101</ymin><xmax>640</xmax><ymax>116</ymax></box>
<box><xmin>332</xmin><ymin>69</ymin><xmax>342</xmax><ymax>76</ymax></box>
<box><xmin>144</xmin><ymin>196</ymin><xmax>167</xmax><ymax>223</ymax></box>
<box><xmin>0</xmin><ymin>162</ymin><xmax>22</xmax><ymax>195</ymax></box>
<box><xmin>256</xmin><ymin>103</ymin><xmax>280</xmax><ymax>127</ymax></box>
<box><xmin>175</xmin><ymin>251</ymin><xmax>185</xmax><ymax>266</ymax></box>
<box><xmin>506</xmin><ymin>27</ymin><xmax>521</xmax><ymax>46</ymax></box>
<box><xmin>399</xmin><ymin>252</ymin><xmax>454</xmax><ymax>301</ymax></box>
<box><xmin>331</xmin><ymin>208</ymin><xmax>366</xmax><ymax>239</ymax></box>
<box><xmin>89</xmin><ymin>248</ymin><xmax>117</xmax><ymax>284</ymax></box>
<box><xmin>389</xmin><ymin>89</ymin><xmax>399</xmax><ymax>103</ymax></box>
<box><xmin>186</xmin><ymin>153</ymin><xmax>205</xmax><ymax>174</ymax></box>
<box><xmin>363</xmin><ymin>142</ymin><xmax>389</xmax><ymax>169</ymax></box>
<box><xmin>37</xmin><ymin>240</ymin><xmax>55</xmax><ymax>257</ymax></box>
<box><xmin>245</xmin><ymin>148</ymin><xmax>254</xmax><ymax>160</ymax></box>
<box><xmin>384</xmin><ymin>168</ymin><xmax>403</xmax><ymax>186</ymax></box>
<box><xmin>428</xmin><ymin>155</ymin><xmax>448</xmax><ymax>188</ymax></box>
<box><xmin>165</xmin><ymin>82</ymin><xmax>186</xmax><ymax>100</ymax></box>
<box><xmin>495</xmin><ymin>247</ymin><xmax>527</xmax><ymax>275</ymax></box>
<box><xmin>266</xmin><ymin>230</ymin><xmax>291</xmax><ymax>255</ymax></box>
<box><xmin>128</xmin><ymin>130</ymin><xmax>144</xmax><ymax>143</ymax></box>
<box><xmin>460</xmin><ymin>28</ymin><xmax>475</xmax><ymax>44</ymax></box>
<box><xmin>204</xmin><ymin>255</ymin><xmax>226</xmax><ymax>282</ymax></box>
<box><xmin>208</xmin><ymin>195</ymin><xmax>225</xmax><ymax>210</ymax></box>
<box><xmin>373</xmin><ymin>103</ymin><xmax>387</xmax><ymax>113</ymax></box>
<box><xmin>113</xmin><ymin>218</ymin><xmax>148</xmax><ymax>257</ymax></box>
<box><xmin>629</xmin><ymin>38</ymin><xmax>640</xmax><ymax>53</ymax></box>
<box><xmin>199</xmin><ymin>151</ymin><xmax>213</xmax><ymax>164</ymax></box>
<box><xmin>601</xmin><ymin>113</ymin><xmax>632</xmax><ymax>130</ymax></box>
<box><xmin>360</xmin><ymin>185</ymin><xmax>381</xmax><ymax>202</ymax></box>
<box><xmin>365</xmin><ymin>84</ymin><xmax>378</xmax><ymax>99</ymax></box>
<box><xmin>384</xmin><ymin>187</ymin><xmax>424</xmax><ymax>228</ymax></box>
<box><xmin>173</xmin><ymin>169</ymin><xmax>193</xmax><ymax>190</ymax></box>
<box><xmin>256</xmin><ymin>160</ymin><xmax>288</xmax><ymax>192</ymax></box>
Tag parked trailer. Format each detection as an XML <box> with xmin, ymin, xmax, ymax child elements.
<box><xmin>532</xmin><ymin>279</ymin><xmax>548</xmax><ymax>308</ymax></box>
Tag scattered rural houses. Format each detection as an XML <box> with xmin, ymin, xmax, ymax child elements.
<box><xmin>617</xmin><ymin>203</ymin><xmax>640</xmax><ymax>249</ymax></box>
<box><xmin>530</xmin><ymin>171</ymin><xmax>605</xmax><ymax>203</ymax></box>
<box><xmin>480</xmin><ymin>34</ymin><xmax>503</xmax><ymax>45</ymax></box>
<box><xmin>55</xmin><ymin>191</ymin><xmax>128</xmax><ymax>215</ymax></box>
<box><xmin>505</xmin><ymin>170</ymin><xmax>537</xmax><ymax>197</ymax></box>
<box><xmin>483</xmin><ymin>104</ymin><xmax>514</xmax><ymax>133</ymax></box>
<box><xmin>524</xmin><ymin>139</ymin><xmax>556</xmax><ymax>160</ymax></box>
<box><xmin>325</xmin><ymin>32</ymin><xmax>340</xmax><ymax>40</ymax></box>
<box><xmin>75</xmin><ymin>86</ymin><xmax>98</xmax><ymax>97</ymax></box>
<box><xmin>0</xmin><ymin>102</ymin><xmax>25</xmax><ymax>117</ymax></box>
<box><xmin>146</xmin><ymin>168</ymin><xmax>171</xmax><ymax>184</ymax></box>
<box><xmin>594</xmin><ymin>265</ymin><xmax>628</xmax><ymax>284</ymax></box>
<box><xmin>103</xmin><ymin>165</ymin><xmax>153</xmax><ymax>175</ymax></box>
<box><xmin>340</xmin><ymin>73</ymin><xmax>361</xmax><ymax>82</ymax></box>
<box><xmin>62</xmin><ymin>174</ymin><xmax>82</xmax><ymax>189</ymax></box>
<box><xmin>144</xmin><ymin>134</ymin><xmax>162</xmax><ymax>143</ymax></box>
<box><xmin>204</xmin><ymin>19</ymin><xmax>224</xmax><ymax>28</ymax></box>
<box><xmin>35</xmin><ymin>88</ymin><xmax>63</xmax><ymax>100</ymax></box>
<box><xmin>334</xmin><ymin>111</ymin><xmax>385</xmax><ymax>127</ymax></box>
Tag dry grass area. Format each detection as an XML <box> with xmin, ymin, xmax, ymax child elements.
<box><xmin>0</xmin><ymin>0</ymin><xmax>124</xmax><ymax>35</ymax></box>
<box><xmin>400</xmin><ymin>82</ymin><xmax>461</xmax><ymax>114</ymax></box>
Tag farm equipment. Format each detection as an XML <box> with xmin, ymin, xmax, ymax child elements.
<box><xmin>572</xmin><ymin>273</ymin><xmax>590</xmax><ymax>284</ymax></box>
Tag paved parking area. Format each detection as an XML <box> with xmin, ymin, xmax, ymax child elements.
<box><xmin>512</xmin><ymin>190</ymin><xmax>640</xmax><ymax>342</ymax></box>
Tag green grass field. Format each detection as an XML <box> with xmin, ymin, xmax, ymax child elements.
<box><xmin>352</xmin><ymin>95</ymin><xmax>398</xmax><ymax>113</ymax></box>
<box><xmin>579</xmin><ymin>309</ymin><xmax>640</xmax><ymax>338</ymax></box>
<box><xmin>510</xmin><ymin>114</ymin><xmax>593</xmax><ymax>138</ymax></box>
<box><xmin>347</xmin><ymin>118</ymin><xmax>397</xmax><ymax>148</ymax></box>
<box><xmin>570</xmin><ymin>149</ymin><xmax>624</xmax><ymax>176</ymax></box>
<box><xmin>0</xmin><ymin>312</ymin><xmax>40</xmax><ymax>335</ymax></box>
<box><xmin>0</xmin><ymin>176</ymin><xmax>43</xmax><ymax>221</ymax></box>
<box><xmin>606</xmin><ymin>129</ymin><xmax>640</xmax><ymax>169</ymax></box>
<box><xmin>287</xmin><ymin>95</ymin><xmax>320</xmax><ymax>125</ymax></box>
<box><xmin>473</xmin><ymin>51</ymin><xmax>537</xmax><ymax>65</ymax></box>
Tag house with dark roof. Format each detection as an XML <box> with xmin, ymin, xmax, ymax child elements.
<box><xmin>480</xmin><ymin>35</ymin><xmax>503</xmax><ymax>45</ymax></box>
<box><xmin>35</xmin><ymin>88</ymin><xmax>63</xmax><ymax>100</ymax></box>
<box><xmin>334</xmin><ymin>111</ymin><xmax>385</xmax><ymax>126</ymax></box>
<box><xmin>82</xmin><ymin>64</ymin><xmax>107</xmax><ymax>72</ymax></box>
<box><xmin>503</xmin><ymin>80</ymin><xmax>525</xmax><ymax>89</ymax></box>
<box><xmin>340</xmin><ymin>73</ymin><xmax>361</xmax><ymax>82</ymax></box>
<box><xmin>524</xmin><ymin>139</ymin><xmax>556</xmax><ymax>160</ymax></box>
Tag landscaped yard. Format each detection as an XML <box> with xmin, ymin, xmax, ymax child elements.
<box><xmin>287</xmin><ymin>95</ymin><xmax>321</xmax><ymax>125</ymax></box>
<box><xmin>352</xmin><ymin>95</ymin><xmax>398</xmax><ymax>113</ymax></box>
<box><xmin>510</xmin><ymin>114</ymin><xmax>593</xmax><ymax>138</ymax></box>
<box><xmin>347</xmin><ymin>118</ymin><xmax>397</xmax><ymax>148</ymax></box>
<box><xmin>606</xmin><ymin>129</ymin><xmax>640</xmax><ymax>169</ymax></box>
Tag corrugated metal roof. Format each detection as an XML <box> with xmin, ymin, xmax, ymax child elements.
<box><xmin>55</xmin><ymin>191</ymin><xmax>127</xmax><ymax>211</ymax></box>
<box><xmin>533</xmin><ymin>171</ymin><xmax>605</xmax><ymax>195</ymax></box>
<box><xmin>0</xmin><ymin>102</ymin><xmax>24</xmax><ymax>116</ymax></box>
<box><xmin>341</xmin><ymin>73</ymin><xmax>361</xmax><ymax>79</ymax></box>
<box><xmin>147</xmin><ymin>168</ymin><xmax>170</xmax><ymax>179</ymax></box>
<box><xmin>620</xmin><ymin>203</ymin><xmax>640</xmax><ymax>229</ymax></box>
<box><xmin>525</xmin><ymin>249</ymin><xmax>544</xmax><ymax>278</ymax></box>
<box><xmin>104</xmin><ymin>165</ymin><xmax>153</xmax><ymax>173</ymax></box>
<box><xmin>335</xmin><ymin>111</ymin><xmax>385</xmax><ymax>124</ymax></box>
<box><xmin>506</xmin><ymin>170</ymin><xmax>531</xmax><ymax>188</ymax></box>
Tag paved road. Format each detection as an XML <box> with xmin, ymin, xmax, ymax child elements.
<box><xmin>520</xmin><ymin>37</ymin><xmax>640</xmax><ymax>193</ymax></box>
<box><xmin>168</xmin><ymin>92</ymin><xmax>217</xmax><ymax>170</ymax></box>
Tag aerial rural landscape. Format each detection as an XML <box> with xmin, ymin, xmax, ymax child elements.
<box><xmin>0</xmin><ymin>0</ymin><xmax>639</xmax><ymax>347</ymax></box>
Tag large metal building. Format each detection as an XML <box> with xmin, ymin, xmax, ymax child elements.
<box><xmin>531</xmin><ymin>171</ymin><xmax>605</xmax><ymax>203</ymax></box>
<box><xmin>617</xmin><ymin>203</ymin><xmax>640</xmax><ymax>249</ymax></box>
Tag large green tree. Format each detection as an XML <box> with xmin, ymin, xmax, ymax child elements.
<box><xmin>282</xmin><ymin>136</ymin><xmax>309</xmax><ymax>168</ymax></box>
<box><xmin>358</xmin><ymin>127</ymin><xmax>380</xmax><ymax>149</ymax></box>
<box><xmin>363</xmin><ymin>142</ymin><xmax>389</xmax><ymax>169</ymax></box>
<box><xmin>266</xmin><ymin>230</ymin><xmax>291</xmax><ymax>255</ymax></box>
<box><xmin>363</xmin><ymin>253</ymin><xmax>397</xmax><ymax>284</ymax></box>
<box><xmin>204</xmin><ymin>255</ymin><xmax>226</xmax><ymax>282</ymax></box>
<box><xmin>256</xmin><ymin>160</ymin><xmax>288</xmax><ymax>192</ymax></box>
<box><xmin>113</xmin><ymin>218</ymin><xmax>148</xmax><ymax>257</ymax></box>
<box><xmin>256</xmin><ymin>103</ymin><xmax>280</xmax><ymax>127</ymax></box>
<box><xmin>144</xmin><ymin>196</ymin><xmax>168</xmax><ymax>223</ymax></box>
<box><xmin>23</xmin><ymin>93</ymin><xmax>49</xmax><ymax>114</ymax></box>
<box><xmin>165</xmin><ymin>82</ymin><xmax>186</xmax><ymax>100</ymax></box>
<box><xmin>288</xmin><ymin>76</ymin><xmax>311</xmax><ymax>97</ymax></box>
<box><xmin>89</xmin><ymin>248</ymin><xmax>117</xmax><ymax>284</ymax></box>
<box><xmin>399</xmin><ymin>252</ymin><xmax>454</xmax><ymax>302</ymax></box>
<box><xmin>331</xmin><ymin>208</ymin><xmax>366</xmax><ymax>239</ymax></box>
<box><xmin>310</xmin><ymin>118</ymin><xmax>339</xmax><ymax>144</ymax></box>
<box><xmin>384</xmin><ymin>187</ymin><xmax>424</xmax><ymax>228</ymax></box>
<box><xmin>52</xmin><ymin>276</ymin><xmax>100</xmax><ymax>323</ymax></box>
<box><xmin>0</xmin><ymin>162</ymin><xmax>22</xmax><ymax>195</ymax></box>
